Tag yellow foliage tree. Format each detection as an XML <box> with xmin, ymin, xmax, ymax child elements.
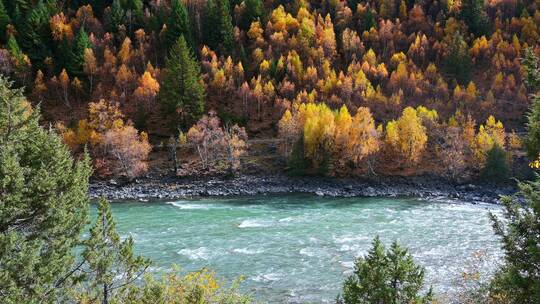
<box><xmin>385</xmin><ymin>107</ymin><xmax>428</xmax><ymax>163</ymax></box>
<box><xmin>474</xmin><ymin>115</ymin><xmax>506</xmax><ymax>163</ymax></box>
<box><xmin>302</xmin><ymin>103</ymin><xmax>335</xmax><ymax>166</ymax></box>
<box><xmin>347</xmin><ymin>107</ymin><xmax>380</xmax><ymax>167</ymax></box>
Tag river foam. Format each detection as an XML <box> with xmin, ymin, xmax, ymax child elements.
<box><xmin>102</xmin><ymin>195</ymin><xmax>503</xmax><ymax>303</ymax></box>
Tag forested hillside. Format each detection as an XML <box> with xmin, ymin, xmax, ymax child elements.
<box><xmin>1</xmin><ymin>0</ymin><xmax>539</xmax><ymax>180</ymax></box>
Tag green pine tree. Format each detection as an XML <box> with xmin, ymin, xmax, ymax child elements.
<box><xmin>159</xmin><ymin>35</ymin><xmax>205</xmax><ymax>132</ymax></box>
<box><xmin>0</xmin><ymin>0</ymin><xmax>10</xmax><ymax>42</ymax></box>
<box><xmin>360</xmin><ymin>9</ymin><xmax>377</xmax><ymax>33</ymax></box>
<box><xmin>124</xmin><ymin>0</ymin><xmax>144</xmax><ymax>34</ymax></box>
<box><xmin>443</xmin><ymin>32</ymin><xmax>473</xmax><ymax>85</ymax></box>
<box><xmin>204</xmin><ymin>0</ymin><xmax>235</xmax><ymax>55</ymax></box>
<box><xmin>522</xmin><ymin>47</ymin><xmax>540</xmax><ymax>91</ymax></box>
<box><xmin>522</xmin><ymin>48</ymin><xmax>540</xmax><ymax>160</ymax></box>
<box><xmin>240</xmin><ymin>0</ymin><xmax>264</xmax><ymax>30</ymax></box>
<box><xmin>339</xmin><ymin>236</ymin><xmax>433</xmax><ymax>304</ymax></box>
<box><xmin>165</xmin><ymin>0</ymin><xmax>193</xmax><ymax>52</ymax></box>
<box><xmin>480</xmin><ymin>144</ymin><xmax>510</xmax><ymax>183</ymax></box>
<box><xmin>18</xmin><ymin>0</ymin><xmax>55</xmax><ymax>71</ymax></box>
<box><xmin>489</xmin><ymin>178</ymin><xmax>540</xmax><ymax>303</ymax></box>
<box><xmin>67</xmin><ymin>26</ymin><xmax>91</xmax><ymax>77</ymax></box>
<box><xmin>79</xmin><ymin>198</ymin><xmax>150</xmax><ymax>304</ymax></box>
<box><xmin>6</xmin><ymin>34</ymin><xmax>24</xmax><ymax>65</ymax></box>
<box><xmin>460</xmin><ymin>0</ymin><xmax>490</xmax><ymax>37</ymax></box>
<box><xmin>203</xmin><ymin>0</ymin><xmax>219</xmax><ymax>49</ymax></box>
<box><xmin>524</xmin><ymin>96</ymin><xmax>540</xmax><ymax>160</ymax></box>
<box><xmin>105</xmin><ymin>0</ymin><xmax>125</xmax><ymax>33</ymax></box>
<box><xmin>0</xmin><ymin>76</ymin><xmax>92</xmax><ymax>303</ymax></box>
<box><xmin>217</xmin><ymin>0</ymin><xmax>235</xmax><ymax>55</ymax></box>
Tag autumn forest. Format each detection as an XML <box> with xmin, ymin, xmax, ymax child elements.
<box><xmin>1</xmin><ymin>0</ymin><xmax>540</xmax><ymax>181</ymax></box>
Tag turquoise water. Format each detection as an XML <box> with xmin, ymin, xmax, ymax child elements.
<box><xmin>95</xmin><ymin>195</ymin><xmax>503</xmax><ymax>303</ymax></box>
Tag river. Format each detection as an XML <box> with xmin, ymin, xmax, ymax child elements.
<box><xmin>94</xmin><ymin>195</ymin><xmax>504</xmax><ymax>303</ymax></box>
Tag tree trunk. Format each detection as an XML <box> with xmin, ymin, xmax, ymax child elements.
<box><xmin>103</xmin><ymin>283</ymin><xmax>108</xmax><ymax>304</ymax></box>
<box><xmin>169</xmin><ymin>137</ymin><xmax>179</xmax><ymax>175</ymax></box>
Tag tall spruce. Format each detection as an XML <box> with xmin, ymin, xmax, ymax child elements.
<box><xmin>489</xmin><ymin>178</ymin><xmax>540</xmax><ymax>303</ymax></box>
<box><xmin>443</xmin><ymin>32</ymin><xmax>473</xmax><ymax>85</ymax></box>
<box><xmin>0</xmin><ymin>76</ymin><xmax>92</xmax><ymax>302</ymax></box>
<box><xmin>217</xmin><ymin>0</ymin><xmax>235</xmax><ymax>55</ymax></box>
<box><xmin>0</xmin><ymin>0</ymin><xmax>10</xmax><ymax>42</ymax></box>
<box><xmin>240</xmin><ymin>0</ymin><xmax>264</xmax><ymax>30</ymax></box>
<box><xmin>165</xmin><ymin>0</ymin><xmax>193</xmax><ymax>52</ymax></box>
<box><xmin>104</xmin><ymin>0</ymin><xmax>124</xmax><ymax>33</ymax></box>
<box><xmin>6</xmin><ymin>34</ymin><xmax>24</xmax><ymax>65</ymax></box>
<box><xmin>79</xmin><ymin>198</ymin><xmax>150</xmax><ymax>304</ymax></box>
<box><xmin>159</xmin><ymin>35</ymin><xmax>205</xmax><ymax>132</ymax></box>
<box><xmin>460</xmin><ymin>0</ymin><xmax>490</xmax><ymax>37</ymax></box>
<box><xmin>124</xmin><ymin>0</ymin><xmax>144</xmax><ymax>34</ymax></box>
<box><xmin>338</xmin><ymin>237</ymin><xmax>433</xmax><ymax>304</ymax></box>
<box><xmin>69</xmin><ymin>26</ymin><xmax>91</xmax><ymax>77</ymax></box>
<box><xmin>203</xmin><ymin>0</ymin><xmax>235</xmax><ymax>55</ymax></box>
<box><xmin>203</xmin><ymin>0</ymin><xmax>219</xmax><ymax>50</ymax></box>
<box><xmin>18</xmin><ymin>0</ymin><xmax>54</xmax><ymax>70</ymax></box>
<box><xmin>523</xmin><ymin>48</ymin><xmax>540</xmax><ymax>160</ymax></box>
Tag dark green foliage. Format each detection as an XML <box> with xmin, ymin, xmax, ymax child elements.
<box><xmin>480</xmin><ymin>144</ymin><xmax>510</xmax><ymax>183</ymax></box>
<box><xmin>159</xmin><ymin>36</ymin><xmax>205</xmax><ymax>132</ymax></box>
<box><xmin>489</xmin><ymin>178</ymin><xmax>540</xmax><ymax>303</ymax></box>
<box><xmin>240</xmin><ymin>0</ymin><xmax>264</xmax><ymax>30</ymax></box>
<box><xmin>87</xmin><ymin>0</ymin><xmax>110</xmax><ymax>17</ymax></box>
<box><xmin>347</xmin><ymin>0</ymin><xmax>360</xmax><ymax>10</ymax></box>
<box><xmin>69</xmin><ymin>26</ymin><xmax>91</xmax><ymax>77</ymax></box>
<box><xmin>443</xmin><ymin>33</ymin><xmax>473</xmax><ymax>85</ymax></box>
<box><xmin>18</xmin><ymin>0</ymin><xmax>55</xmax><ymax>71</ymax></box>
<box><xmin>287</xmin><ymin>136</ymin><xmax>308</xmax><ymax>176</ymax></box>
<box><xmin>124</xmin><ymin>0</ymin><xmax>144</xmax><ymax>34</ymax></box>
<box><xmin>165</xmin><ymin>0</ymin><xmax>193</xmax><ymax>52</ymax></box>
<box><xmin>460</xmin><ymin>0</ymin><xmax>490</xmax><ymax>37</ymax></box>
<box><xmin>6</xmin><ymin>34</ymin><xmax>24</xmax><ymax>64</ymax></box>
<box><xmin>203</xmin><ymin>0</ymin><xmax>219</xmax><ymax>49</ymax></box>
<box><xmin>339</xmin><ymin>237</ymin><xmax>433</xmax><ymax>304</ymax></box>
<box><xmin>359</xmin><ymin>9</ymin><xmax>376</xmax><ymax>33</ymax></box>
<box><xmin>525</xmin><ymin>95</ymin><xmax>540</xmax><ymax>160</ymax></box>
<box><xmin>523</xmin><ymin>49</ymin><xmax>540</xmax><ymax>160</ymax></box>
<box><xmin>0</xmin><ymin>0</ymin><xmax>10</xmax><ymax>42</ymax></box>
<box><xmin>0</xmin><ymin>76</ymin><xmax>92</xmax><ymax>303</ymax></box>
<box><xmin>104</xmin><ymin>0</ymin><xmax>124</xmax><ymax>33</ymax></box>
<box><xmin>79</xmin><ymin>198</ymin><xmax>150</xmax><ymax>303</ymax></box>
<box><xmin>522</xmin><ymin>48</ymin><xmax>540</xmax><ymax>91</ymax></box>
<box><xmin>203</xmin><ymin>0</ymin><xmax>235</xmax><ymax>55</ymax></box>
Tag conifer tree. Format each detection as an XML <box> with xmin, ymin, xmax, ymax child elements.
<box><xmin>6</xmin><ymin>34</ymin><xmax>24</xmax><ymax>64</ymax></box>
<box><xmin>480</xmin><ymin>144</ymin><xmax>510</xmax><ymax>183</ymax></box>
<box><xmin>489</xmin><ymin>178</ymin><xmax>540</xmax><ymax>303</ymax></box>
<box><xmin>204</xmin><ymin>0</ymin><xmax>235</xmax><ymax>55</ymax></box>
<box><xmin>124</xmin><ymin>0</ymin><xmax>144</xmax><ymax>34</ymax></box>
<box><xmin>0</xmin><ymin>0</ymin><xmax>10</xmax><ymax>42</ymax></box>
<box><xmin>523</xmin><ymin>49</ymin><xmax>540</xmax><ymax>160</ymax></box>
<box><xmin>444</xmin><ymin>33</ymin><xmax>473</xmax><ymax>85</ymax></box>
<box><xmin>217</xmin><ymin>0</ymin><xmax>235</xmax><ymax>55</ymax></box>
<box><xmin>203</xmin><ymin>0</ymin><xmax>219</xmax><ymax>49</ymax></box>
<box><xmin>240</xmin><ymin>0</ymin><xmax>264</xmax><ymax>30</ymax></box>
<box><xmin>68</xmin><ymin>26</ymin><xmax>91</xmax><ymax>77</ymax></box>
<box><xmin>339</xmin><ymin>237</ymin><xmax>433</xmax><ymax>304</ymax></box>
<box><xmin>159</xmin><ymin>35</ymin><xmax>205</xmax><ymax>132</ymax></box>
<box><xmin>105</xmin><ymin>0</ymin><xmax>125</xmax><ymax>33</ymax></box>
<box><xmin>79</xmin><ymin>198</ymin><xmax>150</xmax><ymax>304</ymax></box>
<box><xmin>19</xmin><ymin>0</ymin><xmax>54</xmax><ymax>70</ymax></box>
<box><xmin>165</xmin><ymin>0</ymin><xmax>192</xmax><ymax>51</ymax></box>
<box><xmin>460</xmin><ymin>0</ymin><xmax>490</xmax><ymax>37</ymax></box>
<box><xmin>0</xmin><ymin>76</ymin><xmax>92</xmax><ymax>302</ymax></box>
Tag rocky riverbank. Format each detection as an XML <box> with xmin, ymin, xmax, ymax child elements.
<box><xmin>89</xmin><ymin>174</ymin><xmax>517</xmax><ymax>204</ymax></box>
